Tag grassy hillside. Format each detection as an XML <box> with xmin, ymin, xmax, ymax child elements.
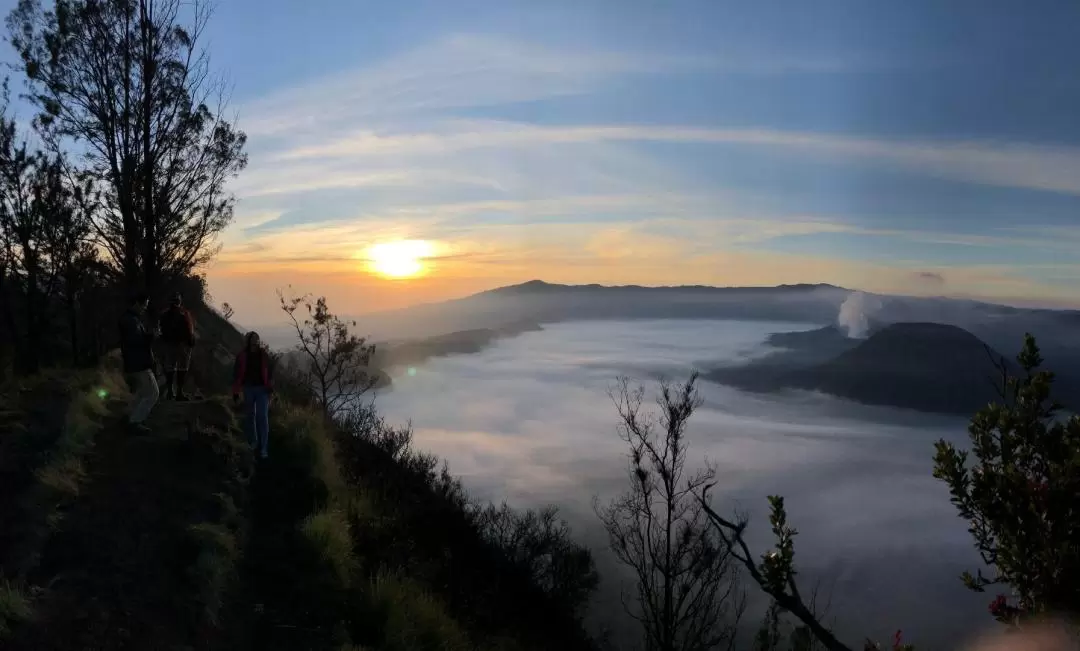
<box><xmin>0</xmin><ymin>295</ymin><xmax>598</xmax><ymax>650</ymax></box>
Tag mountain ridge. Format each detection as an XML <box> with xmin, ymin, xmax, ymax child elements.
<box><xmin>481</xmin><ymin>279</ymin><xmax>846</xmax><ymax>295</ymax></box>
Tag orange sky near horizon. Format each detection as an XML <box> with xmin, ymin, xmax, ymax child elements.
<box><xmin>205</xmin><ymin>234</ymin><xmax>1080</xmax><ymax>327</ymax></box>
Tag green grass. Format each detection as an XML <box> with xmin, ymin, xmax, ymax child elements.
<box><xmin>277</xmin><ymin>404</ymin><xmax>350</xmax><ymax>501</ymax></box>
<box><xmin>2</xmin><ymin>369</ymin><xmax>120</xmax><ymax>582</ymax></box>
<box><xmin>365</xmin><ymin>574</ymin><xmax>472</xmax><ymax>651</ymax></box>
<box><xmin>0</xmin><ymin>580</ymin><xmax>32</xmax><ymax>640</ymax></box>
<box><xmin>301</xmin><ymin>510</ymin><xmax>357</xmax><ymax>588</ymax></box>
<box><xmin>187</xmin><ymin>521</ymin><xmax>241</xmax><ymax>626</ymax></box>
<box><xmin>30</xmin><ymin>369</ymin><xmax>119</xmax><ymax>503</ymax></box>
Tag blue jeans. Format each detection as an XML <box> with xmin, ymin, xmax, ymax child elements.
<box><xmin>242</xmin><ymin>385</ymin><xmax>270</xmax><ymax>457</ymax></box>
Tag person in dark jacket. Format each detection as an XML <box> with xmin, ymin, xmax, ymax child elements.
<box><xmin>233</xmin><ymin>331</ymin><xmax>274</xmax><ymax>459</ymax></box>
<box><xmin>158</xmin><ymin>292</ymin><xmax>196</xmax><ymax>400</ymax></box>
<box><xmin>119</xmin><ymin>292</ymin><xmax>159</xmax><ymax>434</ymax></box>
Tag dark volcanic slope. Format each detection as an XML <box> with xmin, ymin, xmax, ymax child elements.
<box><xmin>765</xmin><ymin>324</ymin><xmax>864</xmax><ymax>363</ymax></box>
<box><xmin>374</xmin><ymin>321</ymin><xmax>543</xmax><ymax>369</ymax></box>
<box><xmin>786</xmin><ymin>322</ymin><xmax>1009</xmax><ymax>415</ymax></box>
<box><xmin>708</xmin><ymin>322</ymin><xmax>1014</xmax><ymax>416</ymax></box>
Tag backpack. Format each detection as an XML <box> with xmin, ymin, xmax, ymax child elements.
<box><xmin>161</xmin><ymin>307</ymin><xmax>193</xmax><ymax>343</ymax></box>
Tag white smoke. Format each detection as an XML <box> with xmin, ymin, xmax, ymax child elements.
<box><xmin>838</xmin><ymin>291</ymin><xmax>883</xmax><ymax>338</ymax></box>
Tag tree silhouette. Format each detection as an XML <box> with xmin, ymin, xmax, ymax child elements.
<box><xmin>8</xmin><ymin>0</ymin><xmax>247</xmax><ymax>301</ymax></box>
<box><xmin>279</xmin><ymin>289</ymin><xmax>378</xmax><ymax>420</ymax></box>
<box><xmin>933</xmin><ymin>334</ymin><xmax>1080</xmax><ymax>625</ymax></box>
<box><xmin>597</xmin><ymin>372</ymin><xmax>744</xmax><ymax>651</ymax></box>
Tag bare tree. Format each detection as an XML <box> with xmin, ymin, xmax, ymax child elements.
<box><xmin>278</xmin><ymin>288</ymin><xmax>378</xmax><ymax>420</ymax></box>
<box><xmin>596</xmin><ymin>372</ymin><xmax>744</xmax><ymax>651</ymax></box>
<box><xmin>8</xmin><ymin>0</ymin><xmax>247</xmax><ymax>300</ymax></box>
<box><xmin>476</xmin><ymin>502</ymin><xmax>600</xmax><ymax>617</ymax></box>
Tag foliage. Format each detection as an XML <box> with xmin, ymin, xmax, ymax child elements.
<box><xmin>301</xmin><ymin>510</ymin><xmax>357</xmax><ymax>588</ymax></box>
<box><xmin>333</xmin><ymin>401</ymin><xmax>598</xmax><ymax>650</ymax></box>
<box><xmin>933</xmin><ymin>334</ymin><xmax>1080</xmax><ymax>625</ymax></box>
<box><xmin>474</xmin><ymin>502</ymin><xmax>600</xmax><ymax>617</ymax></box>
<box><xmin>597</xmin><ymin>372</ymin><xmax>744</xmax><ymax>651</ymax></box>
<box><xmin>700</xmin><ymin>486</ymin><xmax>889</xmax><ymax>651</ymax></box>
<box><xmin>361</xmin><ymin>574</ymin><xmax>472</xmax><ymax>651</ymax></box>
<box><xmin>186</xmin><ymin>520</ymin><xmax>239</xmax><ymax>626</ymax></box>
<box><xmin>0</xmin><ymin>92</ymin><xmax>101</xmax><ymax>372</ymax></box>
<box><xmin>279</xmin><ymin>289</ymin><xmax>378</xmax><ymax>420</ymax></box>
<box><xmin>9</xmin><ymin>0</ymin><xmax>248</xmax><ymax>299</ymax></box>
<box><xmin>0</xmin><ymin>579</ymin><xmax>32</xmax><ymax>640</ymax></box>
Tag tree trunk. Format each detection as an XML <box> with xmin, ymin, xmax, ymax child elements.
<box><xmin>139</xmin><ymin>0</ymin><xmax>160</xmax><ymax>306</ymax></box>
<box><xmin>0</xmin><ymin>264</ymin><xmax>20</xmax><ymax>373</ymax></box>
<box><xmin>65</xmin><ymin>273</ymin><xmax>80</xmax><ymax>366</ymax></box>
<box><xmin>23</xmin><ymin>263</ymin><xmax>41</xmax><ymax>373</ymax></box>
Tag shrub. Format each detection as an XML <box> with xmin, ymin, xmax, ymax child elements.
<box><xmin>933</xmin><ymin>334</ymin><xmax>1080</xmax><ymax>624</ymax></box>
<box><xmin>362</xmin><ymin>574</ymin><xmax>471</xmax><ymax>651</ymax></box>
<box><xmin>302</xmin><ymin>510</ymin><xmax>357</xmax><ymax>588</ymax></box>
<box><xmin>0</xmin><ymin>579</ymin><xmax>32</xmax><ymax>640</ymax></box>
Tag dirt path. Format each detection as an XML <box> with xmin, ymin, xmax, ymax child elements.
<box><xmin>223</xmin><ymin>418</ymin><xmax>351</xmax><ymax>651</ymax></box>
<box><xmin>7</xmin><ymin>398</ymin><xmax>249</xmax><ymax>651</ymax></box>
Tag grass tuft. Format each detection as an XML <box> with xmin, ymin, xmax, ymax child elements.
<box><xmin>301</xmin><ymin>510</ymin><xmax>357</xmax><ymax>588</ymax></box>
<box><xmin>187</xmin><ymin>522</ymin><xmax>239</xmax><ymax>626</ymax></box>
<box><xmin>0</xmin><ymin>579</ymin><xmax>32</xmax><ymax>640</ymax></box>
<box><xmin>365</xmin><ymin>574</ymin><xmax>472</xmax><ymax>651</ymax></box>
<box><xmin>3</xmin><ymin>370</ymin><xmax>118</xmax><ymax>579</ymax></box>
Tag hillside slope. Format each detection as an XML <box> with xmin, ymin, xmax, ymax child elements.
<box><xmin>708</xmin><ymin>322</ymin><xmax>1011</xmax><ymax>415</ymax></box>
<box><xmin>1</xmin><ymin>363</ymin><xmax>251</xmax><ymax>649</ymax></box>
<box><xmin>1</xmin><ymin>297</ymin><xmax>598</xmax><ymax>650</ymax></box>
<box><xmin>788</xmin><ymin>323</ymin><xmax>1010</xmax><ymax>415</ymax></box>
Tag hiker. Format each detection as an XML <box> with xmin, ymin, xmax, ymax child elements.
<box><xmin>119</xmin><ymin>292</ymin><xmax>159</xmax><ymax>434</ymax></box>
<box><xmin>233</xmin><ymin>331</ymin><xmax>274</xmax><ymax>460</ymax></box>
<box><xmin>158</xmin><ymin>292</ymin><xmax>196</xmax><ymax>400</ymax></box>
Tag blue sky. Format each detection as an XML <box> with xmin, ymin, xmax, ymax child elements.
<box><xmin>4</xmin><ymin>0</ymin><xmax>1079</xmax><ymax>318</ymax></box>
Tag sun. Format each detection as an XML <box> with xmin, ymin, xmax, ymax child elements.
<box><xmin>364</xmin><ymin>240</ymin><xmax>434</xmax><ymax>279</ymax></box>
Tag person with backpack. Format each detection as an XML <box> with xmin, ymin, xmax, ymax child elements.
<box><xmin>159</xmin><ymin>292</ymin><xmax>196</xmax><ymax>400</ymax></box>
<box><xmin>119</xmin><ymin>292</ymin><xmax>159</xmax><ymax>434</ymax></box>
<box><xmin>232</xmin><ymin>331</ymin><xmax>274</xmax><ymax>460</ymax></box>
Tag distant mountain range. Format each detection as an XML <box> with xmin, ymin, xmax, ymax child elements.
<box><xmin>358</xmin><ymin>280</ymin><xmax>852</xmax><ymax>340</ymax></box>
<box><xmin>256</xmin><ymin>280</ymin><xmax>1080</xmax><ymax>413</ymax></box>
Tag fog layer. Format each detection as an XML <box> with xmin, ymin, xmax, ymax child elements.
<box><xmin>375</xmin><ymin>319</ymin><xmax>992</xmax><ymax>648</ymax></box>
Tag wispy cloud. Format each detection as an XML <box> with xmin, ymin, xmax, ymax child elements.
<box><xmin>257</xmin><ymin>119</ymin><xmax>1080</xmax><ymax>197</ymax></box>
<box><xmin>215</xmin><ymin>31</ymin><xmax>1080</xmax><ymax>317</ymax></box>
<box><xmin>240</xmin><ymin>35</ymin><xmax>705</xmax><ymax>139</ymax></box>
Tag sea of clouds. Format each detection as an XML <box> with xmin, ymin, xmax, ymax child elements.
<box><xmin>374</xmin><ymin>319</ymin><xmax>994</xmax><ymax>649</ymax></box>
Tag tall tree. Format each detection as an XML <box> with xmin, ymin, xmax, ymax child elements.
<box><xmin>0</xmin><ymin>107</ymin><xmax>52</xmax><ymax>372</ymax></box>
<box><xmin>597</xmin><ymin>373</ymin><xmax>744</xmax><ymax>651</ymax></box>
<box><xmin>37</xmin><ymin>155</ymin><xmax>97</xmax><ymax>365</ymax></box>
<box><xmin>8</xmin><ymin>0</ymin><xmax>247</xmax><ymax>300</ymax></box>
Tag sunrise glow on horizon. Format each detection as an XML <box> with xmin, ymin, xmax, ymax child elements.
<box><xmin>200</xmin><ymin>1</ymin><xmax>1080</xmax><ymax>324</ymax></box>
<box><xmin>363</xmin><ymin>240</ymin><xmax>436</xmax><ymax>279</ymax></box>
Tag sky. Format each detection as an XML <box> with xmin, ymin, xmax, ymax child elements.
<box><xmin>6</xmin><ymin>0</ymin><xmax>1080</xmax><ymax>322</ymax></box>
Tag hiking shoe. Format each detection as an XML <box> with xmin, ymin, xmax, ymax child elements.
<box><xmin>176</xmin><ymin>393</ymin><xmax>190</xmax><ymax>402</ymax></box>
<box><xmin>259</xmin><ymin>450</ymin><xmax>269</xmax><ymax>460</ymax></box>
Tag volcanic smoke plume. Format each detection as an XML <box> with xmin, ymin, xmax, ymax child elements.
<box><xmin>838</xmin><ymin>291</ymin><xmax>883</xmax><ymax>338</ymax></box>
